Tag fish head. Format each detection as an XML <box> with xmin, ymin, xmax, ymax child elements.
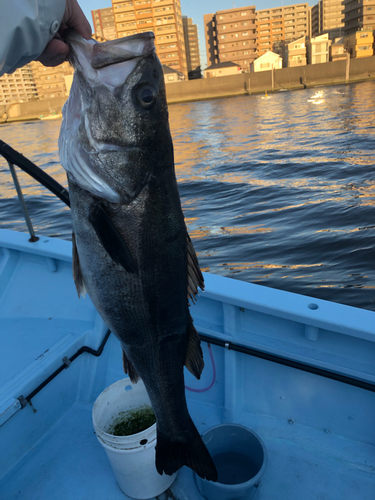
<box><xmin>59</xmin><ymin>32</ymin><xmax>172</xmax><ymax>203</ymax></box>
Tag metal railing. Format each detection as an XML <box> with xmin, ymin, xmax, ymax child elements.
<box><xmin>0</xmin><ymin>139</ymin><xmax>70</xmax><ymax>242</ymax></box>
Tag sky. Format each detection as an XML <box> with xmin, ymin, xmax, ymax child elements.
<box><xmin>79</xmin><ymin>1</ymin><xmax>316</xmax><ymax>68</ymax></box>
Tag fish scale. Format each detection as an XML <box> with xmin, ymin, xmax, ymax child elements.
<box><xmin>59</xmin><ymin>31</ymin><xmax>217</xmax><ymax>481</ymax></box>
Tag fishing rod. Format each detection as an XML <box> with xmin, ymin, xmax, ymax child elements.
<box><xmin>0</xmin><ymin>139</ymin><xmax>70</xmax><ymax>207</ymax></box>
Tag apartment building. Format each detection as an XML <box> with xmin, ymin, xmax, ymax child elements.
<box><xmin>92</xmin><ymin>7</ymin><xmax>117</xmax><ymax>40</ymax></box>
<box><xmin>182</xmin><ymin>16</ymin><xmax>201</xmax><ymax>79</ymax></box>
<box><xmin>330</xmin><ymin>38</ymin><xmax>347</xmax><ymax>60</ymax></box>
<box><xmin>343</xmin><ymin>0</ymin><xmax>375</xmax><ymax>35</ymax></box>
<box><xmin>344</xmin><ymin>30</ymin><xmax>374</xmax><ymax>57</ymax></box>
<box><xmin>285</xmin><ymin>36</ymin><xmax>307</xmax><ymax>67</ymax></box>
<box><xmin>0</xmin><ymin>65</ymin><xmax>38</xmax><ymax>105</ymax></box>
<box><xmin>311</xmin><ymin>3</ymin><xmax>321</xmax><ymax>37</ymax></box>
<box><xmin>31</xmin><ymin>62</ymin><xmax>73</xmax><ymax>100</ymax></box>
<box><xmin>307</xmin><ymin>33</ymin><xmax>332</xmax><ymax>63</ymax></box>
<box><xmin>112</xmin><ymin>0</ymin><xmax>187</xmax><ymax>77</ymax></box>
<box><xmin>204</xmin><ymin>6</ymin><xmax>258</xmax><ymax>72</ymax></box>
<box><xmin>310</xmin><ymin>0</ymin><xmax>345</xmax><ymax>39</ymax></box>
<box><xmin>257</xmin><ymin>7</ymin><xmax>286</xmax><ymax>57</ymax></box>
<box><xmin>257</xmin><ymin>3</ymin><xmax>310</xmax><ymax>58</ymax></box>
<box><xmin>321</xmin><ymin>0</ymin><xmax>345</xmax><ymax>38</ymax></box>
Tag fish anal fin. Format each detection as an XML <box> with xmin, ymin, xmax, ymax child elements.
<box><xmin>88</xmin><ymin>203</ymin><xmax>138</xmax><ymax>274</ymax></box>
<box><xmin>122</xmin><ymin>348</ymin><xmax>140</xmax><ymax>383</ymax></box>
<box><xmin>185</xmin><ymin>317</ymin><xmax>204</xmax><ymax>380</ymax></box>
<box><xmin>187</xmin><ymin>232</ymin><xmax>204</xmax><ymax>303</ymax></box>
<box><xmin>72</xmin><ymin>232</ymin><xmax>86</xmax><ymax>298</ymax></box>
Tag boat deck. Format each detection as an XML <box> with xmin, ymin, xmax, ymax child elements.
<box><xmin>0</xmin><ymin>230</ymin><xmax>374</xmax><ymax>499</ymax></box>
<box><xmin>1</xmin><ymin>347</ymin><xmax>374</xmax><ymax>500</ymax></box>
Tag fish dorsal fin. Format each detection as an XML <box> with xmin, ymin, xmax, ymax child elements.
<box><xmin>187</xmin><ymin>232</ymin><xmax>204</xmax><ymax>303</ymax></box>
<box><xmin>122</xmin><ymin>348</ymin><xmax>140</xmax><ymax>383</ymax></box>
<box><xmin>72</xmin><ymin>232</ymin><xmax>86</xmax><ymax>298</ymax></box>
<box><xmin>88</xmin><ymin>203</ymin><xmax>138</xmax><ymax>274</ymax></box>
<box><xmin>185</xmin><ymin>316</ymin><xmax>204</xmax><ymax>380</ymax></box>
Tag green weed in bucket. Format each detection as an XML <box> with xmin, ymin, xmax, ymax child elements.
<box><xmin>108</xmin><ymin>405</ymin><xmax>156</xmax><ymax>436</ymax></box>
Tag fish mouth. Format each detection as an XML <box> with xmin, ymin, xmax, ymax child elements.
<box><xmin>66</xmin><ymin>31</ymin><xmax>156</xmax><ymax>87</ymax></box>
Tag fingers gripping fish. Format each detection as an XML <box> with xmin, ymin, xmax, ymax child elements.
<box><xmin>58</xmin><ymin>32</ymin><xmax>218</xmax><ymax>482</ymax></box>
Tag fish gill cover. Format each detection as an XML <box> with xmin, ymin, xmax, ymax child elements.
<box><xmin>58</xmin><ymin>32</ymin><xmax>156</xmax><ymax>202</ymax></box>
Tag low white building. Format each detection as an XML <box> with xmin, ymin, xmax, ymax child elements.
<box><xmin>307</xmin><ymin>33</ymin><xmax>331</xmax><ymax>64</ymax></box>
<box><xmin>285</xmin><ymin>37</ymin><xmax>307</xmax><ymax>67</ymax></box>
<box><xmin>250</xmin><ymin>51</ymin><xmax>283</xmax><ymax>72</ymax></box>
<box><xmin>204</xmin><ymin>62</ymin><xmax>242</xmax><ymax>78</ymax></box>
<box><xmin>162</xmin><ymin>65</ymin><xmax>185</xmax><ymax>84</ymax></box>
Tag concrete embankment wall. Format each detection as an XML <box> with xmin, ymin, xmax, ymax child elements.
<box><xmin>2</xmin><ymin>56</ymin><xmax>375</xmax><ymax>122</ymax></box>
<box><xmin>165</xmin><ymin>56</ymin><xmax>375</xmax><ymax>103</ymax></box>
<box><xmin>1</xmin><ymin>97</ymin><xmax>67</xmax><ymax>123</ymax></box>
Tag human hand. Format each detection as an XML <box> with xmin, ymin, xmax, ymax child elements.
<box><xmin>37</xmin><ymin>0</ymin><xmax>91</xmax><ymax>67</ymax></box>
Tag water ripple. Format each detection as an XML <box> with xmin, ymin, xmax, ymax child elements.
<box><xmin>1</xmin><ymin>81</ymin><xmax>375</xmax><ymax>310</ymax></box>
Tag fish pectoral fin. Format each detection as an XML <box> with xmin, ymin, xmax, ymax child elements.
<box><xmin>187</xmin><ymin>232</ymin><xmax>204</xmax><ymax>303</ymax></box>
<box><xmin>122</xmin><ymin>348</ymin><xmax>140</xmax><ymax>383</ymax></box>
<box><xmin>88</xmin><ymin>203</ymin><xmax>138</xmax><ymax>274</ymax></box>
<box><xmin>185</xmin><ymin>317</ymin><xmax>204</xmax><ymax>380</ymax></box>
<box><xmin>72</xmin><ymin>232</ymin><xmax>87</xmax><ymax>298</ymax></box>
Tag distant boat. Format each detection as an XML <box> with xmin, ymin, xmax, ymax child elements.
<box><xmin>39</xmin><ymin>113</ymin><xmax>62</xmax><ymax>121</ymax></box>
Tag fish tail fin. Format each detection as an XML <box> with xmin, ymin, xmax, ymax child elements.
<box><xmin>155</xmin><ymin>418</ymin><xmax>218</xmax><ymax>482</ymax></box>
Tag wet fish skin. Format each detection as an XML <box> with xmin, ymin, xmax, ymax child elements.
<box><xmin>59</xmin><ymin>34</ymin><xmax>217</xmax><ymax>481</ymax></box>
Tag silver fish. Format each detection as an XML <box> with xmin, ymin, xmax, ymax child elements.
<box><xmin>59</xmin><ymin>32</ymin><xmax>217</xmax><ymax>481</ymax></box>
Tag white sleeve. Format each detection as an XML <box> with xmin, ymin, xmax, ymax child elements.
<box><xmin>0</xmin><ymin>0</ymin><xmax>66</xmax><ymax>76</ymax></box>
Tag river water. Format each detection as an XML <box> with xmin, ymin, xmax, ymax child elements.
<box><xmin>1</xmin><ymin>82</ymin><xmax>375</xmax><ymax>311</ymax></box>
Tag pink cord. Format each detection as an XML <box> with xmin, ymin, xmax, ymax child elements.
<box><xmin>185</xmin><ymin>343</ymin><xmax>216</xmax><ymax>393</ymax></box>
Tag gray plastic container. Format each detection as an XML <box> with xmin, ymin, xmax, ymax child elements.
<box><xmin>195</xmin><ymin>424</ymin><xmax>267</xmax><ymax>500</ymax></box>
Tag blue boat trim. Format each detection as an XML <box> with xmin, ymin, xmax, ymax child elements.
<box><xmin>18</xmin><ymin>327</ymin><xmax>375</xmax><ymax>413</ymax></box>
<box><xmin>199</xmin><ymin>335</ymin><xmax>375</xmax><ymax>393</ymax></box>
<box><xmin>20</xmin><ymin>329</ymin><xmax>112</xmax><ymax>406</ymax></box>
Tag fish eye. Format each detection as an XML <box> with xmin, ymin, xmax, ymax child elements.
<box><xmin>136</xmin><ymin>85</ymin><xmax>157</xmax><ymax>110</ymax></box>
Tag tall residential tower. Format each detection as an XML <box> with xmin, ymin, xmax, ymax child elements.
<box><xmin>204</xmin><ymin>6</ymin><xmax>258</xmax><ymax>72</ymax></box>
<box><xmin>256</xmin><ymin>3</ymin><xmax>310</xmax><ymax>57</ymax></box>
<box><xmin>343</xmin><ymin>0</ymin><xmax>375</xmax><ymax>35</ymax></box>
<box><xmin>0</xmin><ymin>65</ymin><xmax>38</xmax><ymax>105</ymax></box>
<box><xmin>310</xmin><ymin>1</ymin><xmax>345</xmax><ymax>39</ymax></box>
<box><xmin>92</xmin><ymin>7</ymin><xmax>117</xmax><ymax>40</ymax></box>
<box><xmin>112</xmin><ymin>0</ymin><xmax>187</xmax><ymax>77</ymax></box>
<box><xmin>182</xmin><ymin>16</ymin><xmax>201</xmax><ymax>79</ymax></box>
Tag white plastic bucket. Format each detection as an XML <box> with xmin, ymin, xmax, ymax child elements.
<box><xmin>195</xmin><ymin>424</ymin><xmax>268</xmax><ymax>500</ymax></box>
<box><xmin>92</xmin><ymin>378</ymin><xmax>176</xmax><ymax>499</ymax></box>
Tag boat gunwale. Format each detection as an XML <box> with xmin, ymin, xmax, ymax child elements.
<box><xmin>1</xmin><ymin>228</ymin><xmax>375</xmax><ymax>345</ymax></box>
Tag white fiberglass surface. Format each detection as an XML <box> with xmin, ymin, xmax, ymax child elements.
<box><xmin>1</xmin><ymin>336</ymin><xmax>374</xmax><ymax>500</ymax></box>
<box><xmin>1</xmin><ymin>401</ymin><xmax>373</xmax><ymax>500</ymax></box>
<box><xmin>0</xmin><ymin>232</ymin><xmax>374</xmax><ymax>498</ymax></box>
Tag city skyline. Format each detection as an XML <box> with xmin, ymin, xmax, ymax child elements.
<box><xmin>79</xmin><ymin>1</ymin><xmax>317</xmax><ymax>68</ymax></box>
